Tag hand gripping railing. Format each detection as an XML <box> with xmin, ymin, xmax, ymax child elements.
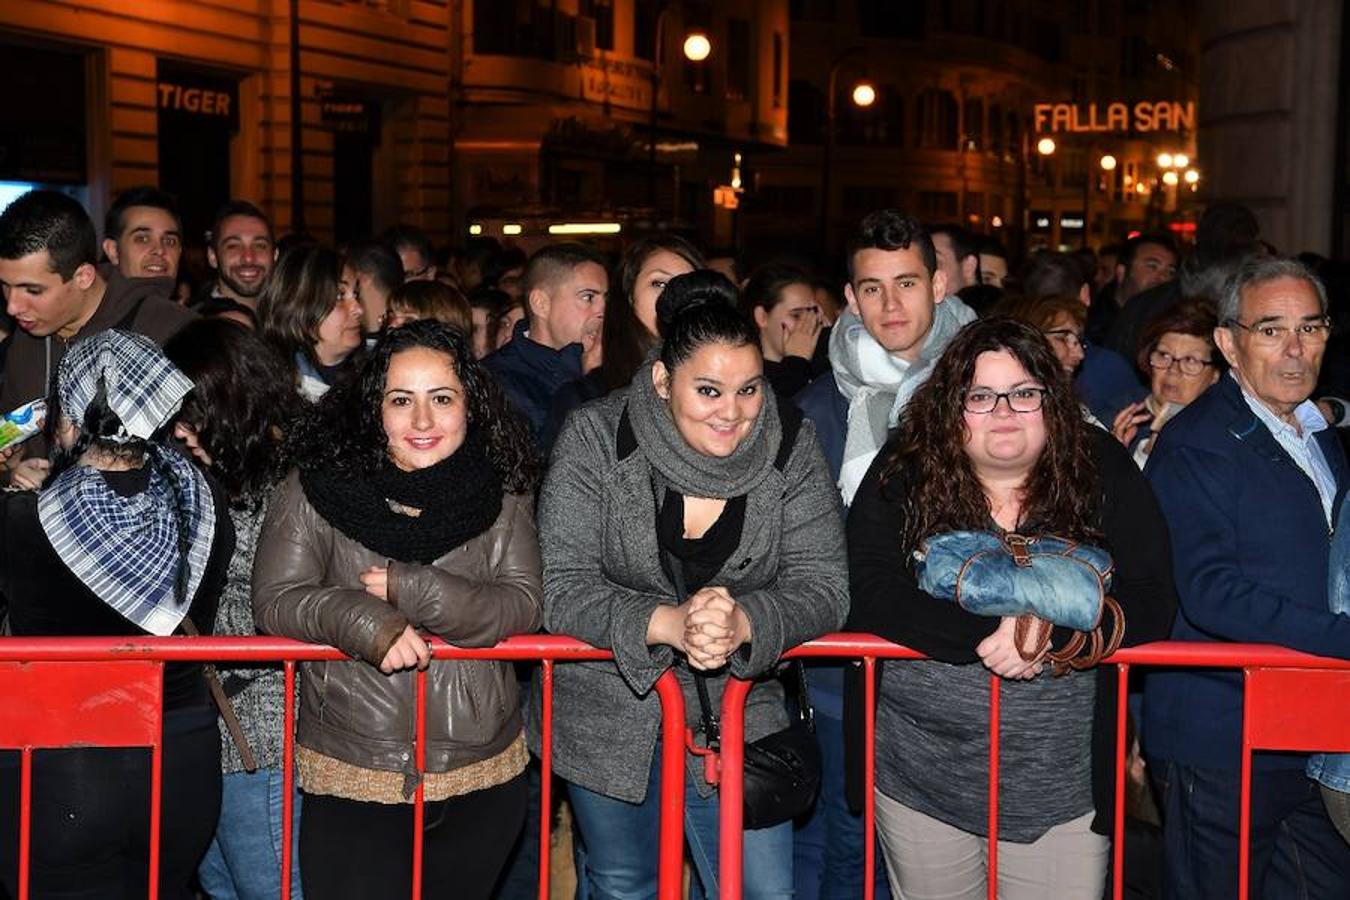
<box><xmin>0</xmin><ymin>635</ymin><xmax>687</xmax><ymax>900</ymax></box>
<box><xmin>713</xmin><ymin>635</ymin><xmax>1350</xmax><ymax>900</ymax></box>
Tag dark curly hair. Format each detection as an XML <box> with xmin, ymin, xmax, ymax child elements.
<box><xmin>287</xmin><ymin>319</ymin><xmax>541</xmax><ymax>493</ymax></box>
<box><xmin>880</xmin><ymin>316</ymin><xmax>1100</xmax><ymax>556</ymax></box>
<box><xmin>164</xmin><ymin>318</ymin><xmax>304</xmax><ymax>504</ymax></box>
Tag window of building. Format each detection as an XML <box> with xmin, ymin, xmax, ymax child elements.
<box><xmin>840</xmin><ymin>85</ymin><xmax>903</xmax><ymax>146</ymax></box>
<box><xmin>578</xmin><ymin>0</ymin><xmax>615</xmax><ymax>51</ymax></box>
<box><xmin>473</xmin><ymin>0</ymin><xmax>567</xmax><ymax>59</ymax></box>
<box><xmin>634</xmin><ymin>0</ymin><xmax>658</xmax><ymax>60</ymax></box>
<box><xmin>988</xmin><ymin>103</ymin><xmax>1004</xmax><ymax>154</ymax></box>
<box><xmin>788</xmin><ymin>79</ymin><xmax>824</xmax><ymax>144</ymax></box>
<box><xmin>916</xmin><ymin>88</ymin><xmax>958</xmax><ymax>149</ymax></box>
<box><xmin>963</xmin><ymin>97</ymin><xmax>984</xmax><ymax>151</ymax></box>
<box><xmin>727</xmin><ymin>18</ymin><xmax>751</xmax><ymax>100</ymax></box>
<box><xmin>919</xmin><ymin>191</ymin><xmax>959</xmax><ymax>219</ymax></box>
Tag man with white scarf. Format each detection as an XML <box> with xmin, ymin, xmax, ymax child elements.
<box><xmin>792</xmin><ymin>210</ymin><xmax>975</xmax><ymax>900</ymax></box>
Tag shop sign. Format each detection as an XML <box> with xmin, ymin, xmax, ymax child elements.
<box><xmin>1033</xmin><ymin>101</ymin><xmax>1195</xmax><ymax>134</ymax></box>
<box><xmin>319</xmin><ymin>91</ymin><xmax>380</xmax><ymax>137</ymax></box>
<box><xmin>157</xmin><ymin>65</ymin><xmax>240</xmax><ymax>132</ymax></box>
<box><xmin>582</xmin><ymin>58</ymin><xmax>653</xmax><ymax>112</ymax></box>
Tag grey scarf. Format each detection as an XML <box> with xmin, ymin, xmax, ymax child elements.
<box><xmin>832</xmin><ymin>295</ymin><xmax>976</xmax><ymax>505</ymax></box>
<box><xmin>626</xmin><ymin>356</ymin><xmax>782</xmax><ymax>499</ymax></box>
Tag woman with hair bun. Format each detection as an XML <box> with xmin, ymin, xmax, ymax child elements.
<box><xmin>534</xmin><ymin>270</ymin><xmax>848</xmax><ymax>898</ymax></box>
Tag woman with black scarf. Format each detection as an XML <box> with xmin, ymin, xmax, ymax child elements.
<box><xmin>251</xmin><ymin>320</ymin><xmax>544</xmax><ymax>899</ymax></box>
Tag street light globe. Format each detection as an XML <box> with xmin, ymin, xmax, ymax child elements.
<box><xmin>1173</xmin><ymin>153</ymin><xmax>1190</xmax><ymax>168</ymax></box>
<box><xmin>1162</xmin><ymin>170</ymin><xmax>1180</xmax><ymax>186</ymax></box>
<box><xmin>1135</xmin><ymin>182</ymin><xmax>1148</xmax><ymax>194</ymax></box>
<box><xmin>683</xmin><ymin>32</ymin><xmax>711</xmax><ymax>62</ymax></box>
<box><xmin>851</xmin><ymin>82</ymin><xmax>877</xmax><ymax>108</ymax></box>
<box><xmin>1099</xmin><ymin>154</ymin><xmax>1117</xmax><ymax>171</ymax></box>
<box><xmin>1036</xmin><ymin>137</ymin><xmax>1056</xmax><ymax>156</ymax></box>
<box><xmin>1157</xmin><ymin>152</ymin><xmax>1174</xmax><ymax>169</ymax></box>
<box><xmin>1184</xmin><ymin>168</ymin><xmax>1200</xmax><ymax>184</ymax></box>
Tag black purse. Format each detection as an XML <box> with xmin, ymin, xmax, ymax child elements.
<box><xmin>692</xmin><ymin>661</ymin><xmax>822</xmax><ymax>830</ymax></box>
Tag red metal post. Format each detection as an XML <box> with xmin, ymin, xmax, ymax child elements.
<box><xmin>653</xmin><ymin>671</ymin><xmax>688</xmax><ymax>900</ymax></box>
<box><xmin>539</xmin><ymin>660</ymin><xmax>554</xmax><ymax>900</ymax></box>
<box><xmin>864</xmin><ymin>657</ymin><xmax>877</xmax><ymax>900</ymax></box>
<box><xmin>986</xmin><ymin>676</ymin><xmax>999</xmax><ymax>900</ymax></box>
<box><xmin>17</xmin><ymin>749</ymin><xmax>31</xmax><ymax>900</ymax></box>
<box><xmin>411</xmin><ymin>667</ymin><xmax>427</xmax><ymax>900</ymax></box>
<box><xmin>281</xmin><ymin>661</ymin><xmax>296</xmax><ymax>900</ymax></box>
<box><xmin>717</xmin><ymin>677</ymin><xmax>754</xmax><ymax>898</ymax></box>
<box><xmin>1112</xmin><ymin>664</ymin><xmax>1130</xmax><ymax>900</ymax></box>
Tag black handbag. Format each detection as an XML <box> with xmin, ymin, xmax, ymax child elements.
<box><xmin>692</xmin><ymin>661</ymin><xmax>822</xmax><ymax>829</ymax></box>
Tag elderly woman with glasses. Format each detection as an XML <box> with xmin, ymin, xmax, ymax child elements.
<box><xmin>1111</xmin><ymin>300</ymin><xmax>1223</xmax><ymax>468</ymax></box>
<box><xmin>845</xmin><ymin>316</ymin><xmax>1177</xmax><ymax>900</ymax></box>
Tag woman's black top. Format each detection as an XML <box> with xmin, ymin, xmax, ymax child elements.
<box><xmin>656</xmin><ymin>488</ymin><xmax>747</xmax><ymax>593</ymax></box>
<box><xmin>843</xmin><ymin>425</ymin><xmax>1178</xmax><ymax>836</ymax></box>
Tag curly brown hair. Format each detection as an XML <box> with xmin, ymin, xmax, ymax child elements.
<box><xmin>880</xmin><ymin>316</ymin><xmax>1101</xmax><ymax>555</ymax></box>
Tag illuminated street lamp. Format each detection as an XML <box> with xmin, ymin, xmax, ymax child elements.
<box><xmin>1184</xmin><ymin>168</ymin><xmax>1200</xmax><ymax>184</ymax></box>
<box><xmin>1037</xmin><ymin>137</ymin><xmax>1056</xmax><ymax>156</ymax></box>
<box><xmin>1157</xmin><ymin>152</ymin><xmax>1174</xmax><ymax>169</ymax></box>
<box><xmin>1099</xmin><ymin>154</ymin><xmax>1117</xmax><ymax>171</ymax></box>
<box><xmin>851</xmin><ymin>81</ymin><xmax>877</xmax><ymax>108</ymax></box>
<box><xmin>1172</xmin><ymin>153</ymin><xmax>1190</xmax><ymax>169</ymax></box>
<box><xmin>682</xmin><ymin>31</ymin><xmax>711</xmax><ymax>62</ymax></box>
<box><xmin>1162</xmin><ymin>170</ymin><xmax>1179</xmax><ymax>186</ymax></box>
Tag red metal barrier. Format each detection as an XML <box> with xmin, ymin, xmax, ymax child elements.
<box><xmin>713</xmin><ymin>636</ymin><xmax>1350</xmax><ymax>900</ymax></box>
<box><xmin>5</xmin><ymin>634</ymin><xmax>1350</xmax><ymax>900</ymax></box>
<box><xmin>0</xmin><ymin>635</ymin><xmax>687</xmax><ymax>900</ymax></box>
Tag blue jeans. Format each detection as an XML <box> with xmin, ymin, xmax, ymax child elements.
<box><xmin>793</xmin><ymin>670</ymin><xmax>891</xmax><ymax>900</ymax></box>
<box><xmin>1151</xmin><ymin>759</ymin><xmax>1350</xmax><ymax>900</ymax></box>
<box><xmin>197</xmin><ymin>768</ymin><xmax>304</xmax><ymax>900</ymax></box>
<box><xmin>567</xmin><ymin>748</ymin><xmax>793</xmax><ymax>900</ymax></box>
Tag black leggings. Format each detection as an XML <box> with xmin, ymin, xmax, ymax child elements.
<box><xmin>0</xmin><ymin>723</ymin><xmax>221</xmax><ymax>900</ymax></box>
<box><xmin>300</xmin><ymin>772</ymin><xmax>527</xmax><ymax>900</ymax></box>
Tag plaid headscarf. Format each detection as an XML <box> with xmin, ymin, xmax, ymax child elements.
<box><xmin>38</xmin><ymin>330</ymin><xmax>216</xmax><ymax>635</ymax></box>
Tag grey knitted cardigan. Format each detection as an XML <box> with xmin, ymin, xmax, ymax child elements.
<box><xmin>216</xmin><ymin>491</ymin><xmax>293</xmax><ymax>773</ymax></box>
<box><xmin>528</xmin><ymin>386</ymin><xmax>849</xmax><ymax>803</ymax></box>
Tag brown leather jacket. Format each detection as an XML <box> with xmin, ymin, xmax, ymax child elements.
<box><xmin>252</xmin><ymin>471</ymin><xmax>543</xmax><ymax>776</ymax></box>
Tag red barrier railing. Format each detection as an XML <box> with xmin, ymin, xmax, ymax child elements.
<box><xmin>0</xmin><ymin>635</ymin><xmax>687</xmax><ymax>900</ymax></box>
<box><xmin>714</xmin><ymin>636</ymin><xmax>1350</xmax><ymax>900</ymax></box>
<box><xmin>5</xmin><ymin>634</ymin><xmax>1350</xmax><ymax>900</ymax></box>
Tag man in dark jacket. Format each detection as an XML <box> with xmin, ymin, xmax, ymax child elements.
<box><xmin>1144</xmin><ymin>256</ymin><xmax>1350</xmax><ymax>900</ymax></box>
<box><xmin>484</xmin><ymin>242</ymin><xmax>606</xmax><ymax>454</ymax></box>
<box><xmin>0</xmin><ymin>190</ymin><xmax>194</xmax><ymax>474</ymax></box>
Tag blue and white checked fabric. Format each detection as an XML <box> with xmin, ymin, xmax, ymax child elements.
<box><xmin>58</xmin><ymin>329</ymin><xmax>192</xmax><ymax>441</ymax></box>
<box><xmin>38</xmin><ymin>445</ymin><xmax>216</xmax><ymax>635</ymax></box>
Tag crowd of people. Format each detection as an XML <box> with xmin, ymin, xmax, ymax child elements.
<box><xmin>0</xmin><ymin>185</ymin><xmax>1347</xmax><ymax>900</ymax></box>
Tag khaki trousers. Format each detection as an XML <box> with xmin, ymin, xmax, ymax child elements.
<box><xmin>874</xmin><ymin>790</ymin><xmax>1109</xmax><ymax>900</ymax></box>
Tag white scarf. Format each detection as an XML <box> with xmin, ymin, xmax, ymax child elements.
<box><xmin>832</xmin><ymin>296</ymin><xmax>976</xmax><ymax>504</ymax></box>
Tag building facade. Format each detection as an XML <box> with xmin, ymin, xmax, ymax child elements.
<box><xmin>0</xmin><ymin>0</ymin><xmax>453</xmax><ymax>248</ymax></box>
<box><xmin>741</xmin><ymin>0</ymin><xmax>1200</xmax><ymax>264</ymax></box>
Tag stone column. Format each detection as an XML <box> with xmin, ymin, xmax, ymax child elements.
<box><xmin>1199</xmin><ymin>0</ymin><xmax>1342</xmax><ymax>254</ymax></box>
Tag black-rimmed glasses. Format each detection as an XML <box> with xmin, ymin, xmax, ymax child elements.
<box><xmin>962</xmin><ymin>387</ymin><xmax>1048</xmax><ymax>414</ymax></box>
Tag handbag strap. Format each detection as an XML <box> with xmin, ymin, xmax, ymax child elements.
<box><xmin>181</xmin><ymin>616</ymin><xmax>259</xmax><ymax>772</ymax></box>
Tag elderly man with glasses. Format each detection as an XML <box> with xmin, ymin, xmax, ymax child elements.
<box><xmin>1143</xmin><ymin>257</ymin><xmax>1350</xmax><ymax>900</ymax></box>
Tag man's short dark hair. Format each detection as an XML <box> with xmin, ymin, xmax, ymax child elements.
<box><xmin>344</xmin><ymin>240</ymin><xmax>404</xmax><ymax>297</ymax></box>
<box><xmin>928</xmin><ymin>223</ymin><xmax>980</xmax><ymax>262</ymax></box>
<box><xmin>1022</xmin><ymin>251</ymin><xmax>1089</xmax><ymax>300</ymax></box>
<box><xmin>1120</xmin><ymin>232</ymin><xmax>1179</xmax><ymax>270</ymax></box>
<box><xmin>846</xmin><ymin>210</ymin><xmax>937</xmax><ymax>281</ymax></box>
<box><xmin>209</xmin><ymin>199</ymin><xmax>272</xmax><ymax>249</ymax></box>
<box><xmin>381</xmin><ymin>224</ymin><xmax>435</xmax><ymax>272</ymax></box>
<box><xmin>104</xmin><ymin>186</ymin><xmax>182</xmax><ymax>243</ymax></box>
<box><xmin>0</xmin><ymin>189</ymin><xmax>98</xmax><ymax>280</ymax></box>
<box><xmin>523</xmin><ymin>242</ymin><xmax>607</xmax><ymax>296</ymax></box>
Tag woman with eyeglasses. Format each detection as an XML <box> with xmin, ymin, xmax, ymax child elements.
<box><xmin>1111</xmin><ymin>300</ymin><xmax>1223</xmax><ymax>468</ymax></box>
<box><xmin>845</xmin><ymin>317</ymin><xmax>1177</xmax><ymax>900</ymax></box>
<box><xmin>996</xmin><ymin>295</ymin><xmax>1088</xmax><ymax>376</ymax></box>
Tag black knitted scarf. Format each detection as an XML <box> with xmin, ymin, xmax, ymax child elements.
<box><xmin>298</xmin><ymin>427</ymin><xmax>503</xmax><ymax>564</ymax></box>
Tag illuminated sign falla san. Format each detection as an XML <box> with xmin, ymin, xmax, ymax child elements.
<box><xmin>1033</xmin><ymin>101</ymin><xmax>1195</xmax><ymax>134</ymax></box>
